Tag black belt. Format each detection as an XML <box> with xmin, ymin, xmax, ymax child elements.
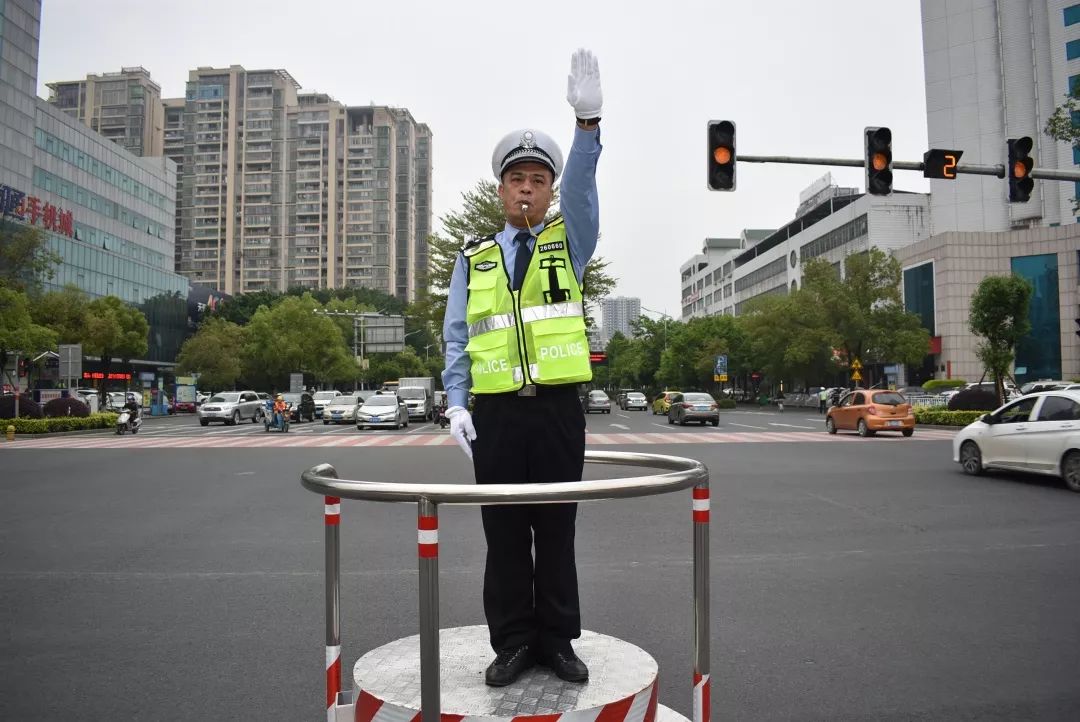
<box><xmin>480</xmin><ymin>383</ymin><xmax>580</xmax><ymax>399</ymax></box>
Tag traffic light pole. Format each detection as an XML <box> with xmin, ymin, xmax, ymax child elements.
<box><xmin>738</xmin><ymin>155</ymin><xmax>1080</xmax><ymax>181</ymax></box>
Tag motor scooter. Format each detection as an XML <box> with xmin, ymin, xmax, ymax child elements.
<box><xmin>116</xmin><ymin>410</ymin><xmax>142</xmax><ymax>435</ymax></box>
<box><xmin>436</xmin><ymin>404</ymin><xmax>448</xmax><ymax>429</ymax></box>
<box><xmin>264</xmin><ymin>404</ymin><xmax>290</xmax><ymax>433</ymax></box>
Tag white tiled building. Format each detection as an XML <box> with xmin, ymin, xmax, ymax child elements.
<box><xmin>679</xmin><ymin>183</ymin><xmax>932</xmax><ymax>321</ymax></box>
<box><xmin>921</xmin><ymin>0</ymin><xmax>1080</xmax><ymax>232</ymax></box>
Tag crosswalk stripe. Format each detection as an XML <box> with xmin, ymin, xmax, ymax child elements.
<box><xmin>1</xmin><ymin>428</ymin><xmax>956</xmax><ymax>450</ymax></box>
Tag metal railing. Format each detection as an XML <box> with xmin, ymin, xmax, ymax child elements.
<box><xmin>301</xmin><ymin>450</ymin><xmax>711</xmax><ymax>722</ymax></box>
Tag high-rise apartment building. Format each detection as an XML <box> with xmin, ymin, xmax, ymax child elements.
<box><xmin>175</xmin><ymin>67</ymin><xmax>432</xmax><ymax>299</ymax></box>
<box><xmin>921</xmin><ymin>0</ymin><xmax>1080</xmax><ymax>232</ymax></box>
<box><xmin>46</xmin><ymin>67</ymin><xmax>164</xmax><ymax>158</ymax></box>
<box><xmin>163</xmin><ymin>97</ymin><xmax>185</xmax><ymax>272</ymax></box>
<box><xmin>600</xmin><ymin>296</ymin><xmax>641</xmax><ymax>346</ymax></box>
<box><xmin>177</xmin><ymin>66</ymin><xmax>299</xmax><ymax>293</ymax></box>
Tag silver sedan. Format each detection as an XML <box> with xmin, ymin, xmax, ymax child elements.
<box><xmin>355</xmin><ymin>394</ymin><xmax>409</xmax><ymax>430</ymax></box>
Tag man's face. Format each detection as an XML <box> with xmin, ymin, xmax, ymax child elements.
<box><xmin>498</xmin><ymin>161</ymin><xmax>554</xmax><ymax>228</ymax></box>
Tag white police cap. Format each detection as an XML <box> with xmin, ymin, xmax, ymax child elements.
<box><xmin>491</xmin><ymin>129</ymin><xmax>563</xmax><ymax>181</ymax></box>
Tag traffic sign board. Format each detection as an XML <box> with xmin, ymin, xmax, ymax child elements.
<box><xmin>851</xmin><ymin>370</ymin><xmax>863</xmax><ymax>382</ymax></box>
<box><xmin>719</xmin><ymin>374</ymin><xmax>728</xmax><ymax>382</ymax></box>
<box><xmin>851</xmin><ymin>359</ymin><xmax>863</xmax><ymax>370</ymax></box>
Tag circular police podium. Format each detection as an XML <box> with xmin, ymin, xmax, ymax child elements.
<box><xmin>352</xmin><ymin>626</ymin><xmax>688</xmax><ymax>722</ymax></box>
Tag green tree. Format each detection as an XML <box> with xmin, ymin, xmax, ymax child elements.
<box><xmin>969</xmin><ymin>274</ymin><xmax>1033</xmax><ymax>405</ymax></box>
<box><xmin>242</xmin><ymin>294</ymin><xmax>357</xmax><ymax>390</ymax></box>
<box><xmin>1044</xmin><ymin>80</ymin><xmax>1080</xmax><ymax>211</ymax></box>
<box><xmin>0</xmin><ymin>287</ymin><xmax>58</xmax><ymax>388</ymax></box>
<box><xmin>801</xmin><ymin>249</ymin><xmax>930</xmax><ymax>385</ymax></box>
<box><xmin>631</xmin><ymin>315</ymin><xmax>678</xmax><ymax>391</ymax></box>
<box><xmin>83</xmin><ymin>296</ymin><xmax>150</xmax><ymax>387</ymax></box>
<box><xmin>366</xmin><ymin>347</ymin><xmax>431</xmax><ymax>387</ymax></box>
<box><xmin>740</xmin><ymin>292</ymin><xmax>835</xmax><ymax>388</ymax></box>
<box><xmin>0</xmin><ymin>224</ymin><xmax>62</xmax><ymax>294</ymax></box>
<box><xmin>658</xmin><ymin>315</ymin><xmax>749</xmax><ymax>391</ymax></box>
<box><xmin>176</xmin><ymin>318</ymin><xmax>246</xmax><ymax>391</ymax></box>
<box><xmin>31</xmin><ymin>284</ymin><xmax>89</xmax><ymax>344</ymax></box>
<box><xmin>421</xmin><ymin>179</ymin><xmax>617</xmax><ymax>332</ymax></box>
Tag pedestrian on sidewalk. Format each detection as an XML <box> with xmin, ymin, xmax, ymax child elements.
<box><xmin>818</xmin><ymin>387</ymin><xmax>828</xmax><ymax>414</ymax></box>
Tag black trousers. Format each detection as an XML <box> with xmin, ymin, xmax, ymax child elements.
<box><xmin>472</xmin><ymin>385</ymin><xmax>585</xmax><ymax>654</ymax></box>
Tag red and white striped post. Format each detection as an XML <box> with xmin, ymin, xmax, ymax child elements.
<box><xmin>692</xmin><ymin>484</ymin><xmax>710</xmax><ymax>722</ymax></box>
<box><xmin>417</xmin><ymin>499</ymin><xmax>440</xmax><ymax>722</ymax></box>
<box><xmin>325</xmin><ymin>495</ymin><xmax>342</xmax><ymax>721</ymax></box>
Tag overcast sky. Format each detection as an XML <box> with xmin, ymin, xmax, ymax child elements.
<box><xmin>37</xmin><ymin>0</ymin><xmax>929</xmax><ymax>317</ymax></box>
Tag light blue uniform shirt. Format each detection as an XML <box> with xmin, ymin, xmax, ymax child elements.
<box><xmin>442</xmin><ymin>126</ymin><xmax>602</xmax><ymax>409</ymax></box>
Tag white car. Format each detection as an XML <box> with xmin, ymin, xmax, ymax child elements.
<box><xmin>198</xmin><ymin>391</ymin><xmax>265</xmax><ymax>426</ymax></box>
<box><xmin>312</xmin><ymin>390</ymin><xmax>342</xmax><ymax>418</ymax></box>
<box><xmin>953</xmin><ymin>390</ymin><xmax>1080</xmax><ymax>492</ymax></box>
<box><xmin>355</xmin><ymin>394</ymin><xmax>409</xmax><ymax>430</ymax></box>
<box><xmin>623</xmin><ymin>392</ymin><xmax>649</xmax><ymax>411</ymax></box>
<box><xmin>323</xmin><ymin>394</ymin><xmax>363</xmax><ymax>425</ymax></box>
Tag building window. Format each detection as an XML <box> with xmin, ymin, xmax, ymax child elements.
<box><xmin>1067</xmin><ymin>39</ymin><xmax>1080</xmax><ymax>60</ymax></box>
<box><xmin>1065</xmin><ymin>4</ymin><xmax>1080</xmax><ymax>25</ymax></box>
<box><xmin>1011</xmin><ymin>254</ymin><xmax>1061</xmax><ymax>384</ymax></box>
<box><xmin>903</xmin><ymin>262</ymin><xmax>935</xmax><ymax>336</ymax></box>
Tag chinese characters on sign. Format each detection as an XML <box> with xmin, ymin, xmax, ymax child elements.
<box><xmin>82</xmin><ymin>372</ymin><xmax>133</xmax><ymax>381</ymax></box>
<box><xmin>0</xmin><ymin>183</ymin><xmax>75</xmax><ymax>238</ymax></box>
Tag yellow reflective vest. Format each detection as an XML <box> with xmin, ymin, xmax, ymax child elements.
<box><xmin>463</xmin><ymin>219</ymin><xmax>592</xmax><ymax>394</ymax></box>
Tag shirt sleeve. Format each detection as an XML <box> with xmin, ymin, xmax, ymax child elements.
<box><xmin>441</xmin><ymin>252</ymin><xmax>472</xmax><ymax>409</ymax></box>
<box><xmin>560</xmin><ymin>126</ymin><xmax>602</xmax><ymax>283</ymax></box>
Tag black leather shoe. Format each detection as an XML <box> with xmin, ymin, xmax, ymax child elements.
<box><xmin>542</xmin><ymin>648</ymin><xmax>589</xmax><ymax>683</ymax></box>
<box><xmin>485</xmin><ymin>645</ymin><xmax>535</xmax><ymax>687</ymax></box>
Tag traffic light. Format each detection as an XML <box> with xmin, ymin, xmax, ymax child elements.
<box><xmin>707</xmin><ymin>120</ymin><xmax>736</xmax><ymax>191</ymax></box>
<box><xmin>1007</xmin><ymin>136</ymin><xmax>1034</xmax><ymax>203</ymax></box>
<box><xmin>864</xmin><ymin>126</ymin><xmax>893</xmax><ymax>195</ymax></box>
<box><xmin>1074</xmin><ymin>318</ymin><xmax>1080</xmax><ymax>339</ymax></box>
<box><xmin>17</xmin><ymin>358</ymin><xmax>28</xmax><ymax>378</ymax></box>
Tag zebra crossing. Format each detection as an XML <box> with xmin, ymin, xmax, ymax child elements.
<box><xmin>2</xmin><ymin>427</ymin><xmax>958</xmax><ymax>450</ymax></box>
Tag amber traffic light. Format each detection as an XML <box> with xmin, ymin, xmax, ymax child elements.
<box><xmin>1007</xmin><ymin>136</ymin><xmax>1034</xmax><ymax>203</ymax></box>
<box><xmin>707</xmin><ymin>120</ymin><xmax>736</xmax><ymax>191</ymax></box>
<box><xmin>864</xmin><ymin>126</ymin><xmax>893</xmax><ymax>196</ymax></box>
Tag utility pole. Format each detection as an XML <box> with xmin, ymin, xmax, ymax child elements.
<box><xmin>12</xmin><ymin>350</ymin><xmax>22</xmax><ymax>419</ymax></box>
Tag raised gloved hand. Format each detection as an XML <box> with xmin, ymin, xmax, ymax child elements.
<box><xmin>445</xmin><ymin>406</ymin><xmax>477</xmax><ymax>460</ymax></box>
<box><xmin>566</xmin><ymin>48</ymin><xmax>602</xmax><ymax>120</ymax></box>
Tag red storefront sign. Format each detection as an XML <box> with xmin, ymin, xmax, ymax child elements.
<box><xmin>929</xmin><ymin>336</ymin><xmax>942</xmax><ymax>355</ymax></box>
<box><xmin>0</xmin><ymin>183</ymin><xmax>75</xmax><ymax>238</ymax></box>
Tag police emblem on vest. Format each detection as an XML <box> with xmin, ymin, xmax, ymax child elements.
<box><xmin>462</xmin><ymin>218</ymin><xmax>591</xmax><ymax>394</ymax></box>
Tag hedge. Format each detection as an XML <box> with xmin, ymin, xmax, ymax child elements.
<box><xmin>43</xmin><ymin>397</ymin><xmax>91</xmax><ymax>418</ymax></box>
<box><xmin>4</xmin><ymin>413</ymin><xmax>119</xmax><ymax>434</ymax></box>
<box><xmin>922</xmin><ymin>379</ymin><xmax>967</xmax><ymax>392</ymax></box>
<box><xmin>914</xmin><ymin>408</ymin><xmax>985</xmax><ymax>426</ymax></box>
<box><xmin>717</xmin><ymin>398</ymin><xmax>736</xmax><ymax>409</ymax></box>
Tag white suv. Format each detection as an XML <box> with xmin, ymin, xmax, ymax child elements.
<box><xmin>198</xmin><ymin>391</ymin><xmax>264</xmax><ymax>426</ymax></box>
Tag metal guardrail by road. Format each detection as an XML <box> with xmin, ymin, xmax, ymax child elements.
<box><xmin>301</xmin><ymin>450</ymin><xmax>711</xmax><ymax>722</ymax></box>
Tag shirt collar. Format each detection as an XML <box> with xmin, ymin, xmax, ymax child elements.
<box><xmin>504</xmin><ymin>219</ymin><xmax>545</xmax><ymax>238</ymax></box>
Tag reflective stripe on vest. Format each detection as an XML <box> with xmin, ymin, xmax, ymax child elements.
<box><xmin>464</xmin><ymin>220</ymin><xmax>592</xmax><ymax>393</ymax></box>
<box><xmin>468</xmin><ymin>312</ymin><xmax>516</xmax><ymax>338</ymax></box>
<box><xmin>519</xmin><ymin>301</ymin><xmax>583</xmax><ymax>324</ymax></box>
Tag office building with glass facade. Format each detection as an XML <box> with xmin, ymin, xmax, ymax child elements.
<box><xmin>893</xmin><ymin>226</ymin><xmax>1080</xmax><ymax>386</ymax></box>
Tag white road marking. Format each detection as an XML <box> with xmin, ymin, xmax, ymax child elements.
<box><xmin>235</xmin><ymin>471</ymin><xmax>255</xmax><ymax>476</ymax></box>
<box><xmin>610</xmin><ymin>423</ymin><xmax>630</xmax><ymax>430</ymax></box>
<box><xmin>769</xmin><ymin>423</ymin><xmax>816</xmax><ymax>430</ymax></box>
<box><xmin>650</xmin><ymin>423</ymin><xmax>674</xmax><ymax>430</ymax></box>
<box><xmin>727</xmin><ymin>423</ymin><xmax>767</xmax><ymax>430</ymax></box>
<box><xmin>407</xmin><ymin>424</ymin><xmax>434</xmax><ymax>434</ymax></box>
<box><xmin>616</xmin><ymin>413</ymin><xmax>630</xmax><ymax>419</ymax></box>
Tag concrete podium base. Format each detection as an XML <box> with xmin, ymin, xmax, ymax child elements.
<box><xmin>351</xmin><ymin>626</ymin><xmax>660</xmax><ymax>722</ymax></box>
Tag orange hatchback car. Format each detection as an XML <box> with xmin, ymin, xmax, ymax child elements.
<box><xmin>826</xmin><ymin>389</ymin><xmax>916</xmax><ymax>437</ymax></box>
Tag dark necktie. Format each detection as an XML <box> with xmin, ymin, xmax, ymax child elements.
<box><xmin>511</xmin><ymin>230</ymin><xmax>533</xmax><ymax>291</ymax></box>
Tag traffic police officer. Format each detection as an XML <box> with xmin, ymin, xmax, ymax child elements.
<box><xmin>442</xmin><ymin>48</ymin><xmax>603</xmax><ymax>687</ymax></box>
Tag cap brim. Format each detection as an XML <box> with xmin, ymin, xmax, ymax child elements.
<box><xmin>499</xmin><ymin>148</ymin><xmax>557</xmax><ymax>178</ymax></box>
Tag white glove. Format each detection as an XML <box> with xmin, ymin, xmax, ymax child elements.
<box><xmin>445</xmin><ymin>406</ymin><xmax>477</xmax><ymax>460</ymax></box>
<box><xmin>566</xmin><ymin>48</ymin><xmax>602</xmax><ymax>120</ymax></box>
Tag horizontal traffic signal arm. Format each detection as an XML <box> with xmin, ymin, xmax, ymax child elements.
<box><xmin>737</xmin><ymin>154</ymin><xmax>1080</xmax><ymax>181</ymax></box>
